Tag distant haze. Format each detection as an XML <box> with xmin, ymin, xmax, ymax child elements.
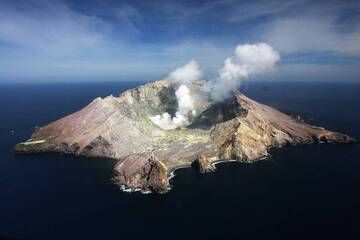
<box><xmin>0</xmin><ymin>0</ymin><xmax>360</xmax><ymax>82</ymax></box>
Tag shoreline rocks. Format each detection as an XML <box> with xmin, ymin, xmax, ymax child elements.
<box><xmin>113</xmin><ymin>153</ymin><xmax>169</xmax><ymax>193</ymax></box>
<box><xmin>192</xmin><ymin>154</ymin><xmax>215</xmax><ymax>173</ymax></box>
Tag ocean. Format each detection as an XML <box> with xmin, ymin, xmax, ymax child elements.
<box><xmin>0</xmin><ymin>81</ymin><xmax>359</xmax><ymax>240</ymax></box>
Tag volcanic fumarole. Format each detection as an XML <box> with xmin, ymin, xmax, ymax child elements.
<box><xmin>150</xmin><ymin>43</ymin><xmax>280</xmax><ymax>130</ymax></box>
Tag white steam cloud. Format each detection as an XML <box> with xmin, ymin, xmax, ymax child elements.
<box><xmin>150</xmin><ymin>43</ymin><xmax>280</xmax><ymax>130</ymax></box>
<box><xmin>207</xmin><ymin>43</ymin><xmax>280</xmax><ymax>101</ymax></box>
<box><xmin>167</xmin><ymin>60</ymin><xmax>203</xmax><ymax>85</ymax></box>
<box><xmin>149</xmin><ymin>61</ymin><xmax>202</xmax><ymax>129</ymax></box>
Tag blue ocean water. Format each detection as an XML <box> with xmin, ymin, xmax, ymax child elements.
<box><xmin>0</xmin><ymin>81</ymin><xmax>359</xmax><ymax>240</ymax></box>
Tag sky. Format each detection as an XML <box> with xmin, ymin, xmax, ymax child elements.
<box><xmin>0</xmin><ymin>0</ymin><xmax>360</xmax><ymax>82</ymax></box>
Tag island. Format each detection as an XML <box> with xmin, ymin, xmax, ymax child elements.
<box><xmin>14</xmin><ymin>80</ymin><xmax>356</xmax><ymax>193</ymax></box>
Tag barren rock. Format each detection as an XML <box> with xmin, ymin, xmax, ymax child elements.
<box><xmin>14</xmin><ymin>80</ymin><xmax>356</xmax><ymax>192</ymax></box>
<box><xmin>113</xmin><ymin>153</ymin><xmax>169</xmax><ymax>193</ymax></box>
<box><xmin>192</xmin><ymin>154</ymin><xmax>215</xmax><ymax>173</ymax></box>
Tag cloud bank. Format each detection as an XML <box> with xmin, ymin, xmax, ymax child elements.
<box><xmin>0</xmin><ymin>0</ymin><xmax>359</xmax><ymax>81</ymax></box>
<box><xmin>264</xmin><ymin>16</ymin><xmax>360</xmax><ymax>57</ymax></box>
<box><xmin>0</xmin><ymin>0</ymin><xmax>109</xmax><ymax>54</ymax></box>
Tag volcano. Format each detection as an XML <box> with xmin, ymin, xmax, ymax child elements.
<box><xmin>14</xmin><ymin>80</ymin><xmax>355</xmax><ymax>193</ymax></box>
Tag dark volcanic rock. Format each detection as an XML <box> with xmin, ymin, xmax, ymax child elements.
<box><xmin>14</xmin><ymin>80</ymin><xmax>356</xmax><ymax>192</ymax></box>
<box><xmin>192</xmin><ymin>154</ymin><xmax>215</xmax><ymax>173</ymax></box>
<box><xmin>81</xmin><ymin>136</ymin><xmax>115</xmax><ymax>158</ymax></box>
<box><xmin>113</xmin><ymin>153</ymin><xmax>169</xmax><ymax>193</ymax></box>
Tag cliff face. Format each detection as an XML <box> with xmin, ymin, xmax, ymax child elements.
<box><xmin>113</xmin><ymin>153</ymin><xmax>169</xmax><ymax>193</ymax></box>
<box><xmin>14</xmin><ymin>80</ymin><xmax>355</xmax><ymax>193</ymax></box>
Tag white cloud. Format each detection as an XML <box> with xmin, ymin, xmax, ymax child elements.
<box><xmin>0</xmin><ymin>0</ymin><xmax>359</xmax><ymax>82</ymax></box>
<box><xmin>263</xmin><ymin>16</ymin><xmax>360</xmax><ymax>57</ymax></box>
<box><xmin>252</xmin><ymin>0</ymin><xmax>360</xmax><ymax>58</ymax></box>
<box><xmin>0</xmin><ymin>0</ymin><xmax>111</xmax><ymax>54</ymax></box>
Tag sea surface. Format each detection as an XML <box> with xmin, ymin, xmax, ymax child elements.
<box><xmin>0</xmin><ymin>81</ymin><xmax>359</xmax><ymax>240</ymax></box>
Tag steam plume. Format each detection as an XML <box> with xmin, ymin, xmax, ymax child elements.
<box><xmin>150</xmin><ymin>43</ymin><xmax>280</xmax><ymax>130</ymax></box>
<box><xmin>207</xmin><ymin>43</ymin><xmax>280</xmax><ymax>101</ymax></box>
<box><xmin>167</xmin><ymin>60</ymin><xmax>202</xmax><ymax>85</ymax></box>
<box><xmin>149</xmin><ymin>60</ymin><xmax>202</xmax><ymax>129</ymax></box>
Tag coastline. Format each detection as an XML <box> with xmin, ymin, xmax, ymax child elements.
<box><xmin>116</xmin><ymin>154</ymin><xmax>276</xmax><ymax>194</ymax></box>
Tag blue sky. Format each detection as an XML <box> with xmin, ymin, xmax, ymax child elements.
<box><xmin>0</xmin><ymin>0</ymin><xmax>360</xmax><ymax>82</ymax></box>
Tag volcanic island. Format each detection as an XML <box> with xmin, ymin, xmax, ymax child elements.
<box><xmin>14</xmin><ymin>80</ymin><xmax>355</xmax><ymax>193</ymax></box>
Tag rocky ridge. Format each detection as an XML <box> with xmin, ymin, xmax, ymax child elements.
<box><xmin>14</xmin><ymin>80</ymin><xmax>356</xmax><ymax>193</ymax></box>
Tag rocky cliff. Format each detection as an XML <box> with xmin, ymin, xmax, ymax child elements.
<box><xmin>14</xmin><ymin>80</ymin><xmax>355</xmax><ymax>193</ymax></box>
